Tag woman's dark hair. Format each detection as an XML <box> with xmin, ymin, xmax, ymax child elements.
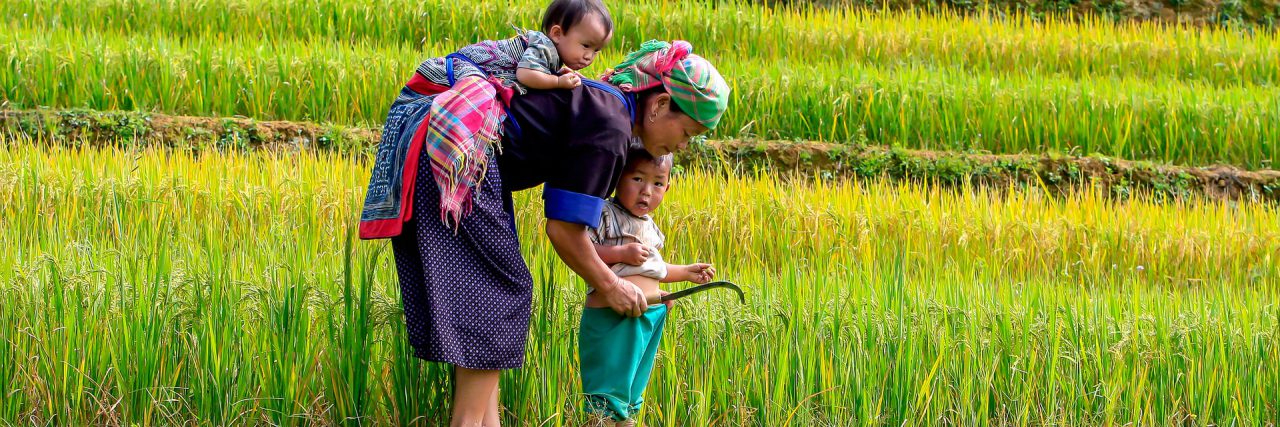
<box><xmin>636</xmin><ymin>86</ymin><xmax>685</xmax><ymax>116</ymax></box>
<box><xmin>542</xmin><ymin>0</ymin><xmax>613</xmax><ymax>35</ymax></box>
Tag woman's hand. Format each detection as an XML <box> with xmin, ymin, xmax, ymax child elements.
<box><xmin>684</xmin><ymin>263</ymin><xmax>715</xmax><ymax>284</ymax></box>
<box><xmin>617</xmin><ymin>242</ymin><xmax>652</xmax><ymax>265</ymax></box>
<box><xmin>599</xmin><ymin>276</ymin><xmax>647</xmax><ymax>317</ymax></box>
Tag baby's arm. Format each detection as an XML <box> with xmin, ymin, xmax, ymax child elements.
<box><xmin>517</xmin><ymin>67</ymin><xmax>580</xmax><ymax>89</ymax></box>
<box><xmin>662</xmin><ymin>263</ymin><xmax>715</xmax><ymax>284</ymax></box>
<box><xmin>517</xmin><ymin>32</ymin><xmax>577</xmax><ymax>89</ymax></box>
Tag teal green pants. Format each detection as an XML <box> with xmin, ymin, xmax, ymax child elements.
<box><xmin>578</xmin><ymin>304</ymin><xmax>669</xmax><ymax>421</ymax></box>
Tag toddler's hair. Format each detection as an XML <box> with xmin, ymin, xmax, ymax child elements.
<box><xmin>542</xmin><ymin>0</ymin><xmax>614</xmax><ymax>35</ymax></box>
<box><xmin>625</xmin><ymin>145</ymin><xmax>674</xmax><ymax>174</ymax></box>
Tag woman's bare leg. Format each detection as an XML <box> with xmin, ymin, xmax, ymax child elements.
<box><xmin>483</xmin><ymin>384</ymin><xmax>501</xmax><ymax>426</ymax></box>
<box><xmin>451</xmin><ymin>366</ymin><xmax>501</xmax><ymax>427</ymax></box>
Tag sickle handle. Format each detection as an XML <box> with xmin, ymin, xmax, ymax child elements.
<box><xmin>646</xmin><ymin>292</ymin><xmax>664</xmax><ymax>305</ymax></box>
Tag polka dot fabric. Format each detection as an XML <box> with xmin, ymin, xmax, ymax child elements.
<box><xmin>391</xmin><ymin>147</ymin><xmax>534</xmax><ymax>370</ymax></box>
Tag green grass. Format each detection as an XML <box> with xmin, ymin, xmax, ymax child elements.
<box><xmin>4</xmin><ymin>23</ymin><xmax>1278</xmax><ymax>167</ymax></box>
<box><xmin>2</xmin><ymin>139</ymin><xmax>1277</xmax><ymax>425</ymax></box>
<box><xmin>5</xmin><ymin>0</ymin><xmax>1279</xmax><ymax>88</ymax></box>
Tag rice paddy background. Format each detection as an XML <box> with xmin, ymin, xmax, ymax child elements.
<box><xmin>2</xmin><ymin>140</ymin><xmax>1277</xmax><ymax>425</ymax></box>
<box><xmin>2</xmin><ymin>0</ymin><xmax>1279</xmax><ymax>425</ymax></box>
<box><xmin>3</xmin><ymin>0</ymin><xmax>1280</xmax><ymax>166</ymax></box>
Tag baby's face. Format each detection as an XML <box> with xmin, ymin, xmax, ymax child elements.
<box><xmin>615</xmin><ymin>160</ymin><xmax>671</xmax><ymax>217</ymax></box>
<box><xmin>548</xmin><ymin>13</ymin><xmax>611</xmax><ymax>71</ymax></box>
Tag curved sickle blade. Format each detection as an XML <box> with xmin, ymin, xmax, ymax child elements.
<box><xmin>658</xmin><ymin>281</ymin><xmax>745</xmax><ymax>304</ymax></box>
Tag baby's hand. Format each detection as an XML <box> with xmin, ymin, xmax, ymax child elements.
<box><xmin>618</xmin><ymin>243</ymin><xmax>651</xmax><ymax>265</ymax></box>
<box><xmin>686</xmin><ymin>263</ymin><xmax>715</xmax><ymax>284</ymax></box>
<box><xmin>556</xmin><ymin>72</ymin><xmax>581</xmax><ymax>89</ymax></box>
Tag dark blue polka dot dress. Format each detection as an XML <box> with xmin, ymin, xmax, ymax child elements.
<box><xmin>391</xmin><ymin>143</ymin><xmax>534</xmax><ymax>370</ymax></box>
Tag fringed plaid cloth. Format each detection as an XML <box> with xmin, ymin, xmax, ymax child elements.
<box><xmin>360</xmin><ymin>55</ymin><xmax>512</xmax><ymax>239</ymax></box>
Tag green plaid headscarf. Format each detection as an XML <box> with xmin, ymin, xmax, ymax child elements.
<box><xmin>603</xmin><ymin>40</ymin><xmax>730</xmax><ymax>130</ymax></box>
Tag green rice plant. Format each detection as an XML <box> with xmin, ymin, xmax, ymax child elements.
<box><xmin>4</xmin><ymin>0</ymin><xmax>1278</xmax><ymax>88</ymax></box>
<box><xmin>3</xmin><ymin>24</ymin><xmax>1278</xmax><ymax>167</ymax></box>
<box><xmin>1</xmin><ymin>139</ymin><xmax>1277</xmax><ymax>425</ymax></box>
<box><xmin>325</xmin><ymin>227</ymin><xmax>377</xmax><ymax>425</ymax></box>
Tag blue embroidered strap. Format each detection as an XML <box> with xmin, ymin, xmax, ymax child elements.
<box><xmin>544</xmin><ymin>188</ymin><xmax>606</xmax><ymax>228</ymax></box>
<box><xmin>445</xmin><ymin>52</ymin><xmax>484</xmax><ymax>86</ymax></box>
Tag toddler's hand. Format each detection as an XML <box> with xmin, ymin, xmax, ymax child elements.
<box><xmin>618</xmin><ymin>242</ymin><xmax>651</xmax><ymax>265</ymax></box>
<box><xmin>556</xmin><ymin>72</ymin><xmax>581</xmax><ymax>89</ymax></box>
<box><xmin>686</xmin><ymin>263</ymin><xmax>715</xmax><ymax>284</ymax></box>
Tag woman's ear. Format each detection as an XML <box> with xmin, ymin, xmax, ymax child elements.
<box><xmin>648</xmin><ymin>93</ymin><xmax>671</xmax><ymax>123</ymax></box>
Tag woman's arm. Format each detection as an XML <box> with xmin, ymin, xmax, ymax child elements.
<box><xmin>546</xmin><ymin>219</ymin><xmax>647</xmax><ymax>317</ymax></box>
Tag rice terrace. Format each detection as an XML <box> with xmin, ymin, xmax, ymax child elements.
<box><xmin>1</xmin><ymin>0</ymin><xmax>1279</xmax><ymax>426</ymax></box>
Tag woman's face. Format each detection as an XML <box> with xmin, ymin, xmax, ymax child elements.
<box><xmin>635</xmin><ymin>93</ymin><xmax>710</xmax><ymax>157</ymax></box>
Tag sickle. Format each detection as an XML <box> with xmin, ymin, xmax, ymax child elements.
<box><xmin>646</xmin><ymin>281</ymin><xmax>746</xmax><ymax>305</ymax></box>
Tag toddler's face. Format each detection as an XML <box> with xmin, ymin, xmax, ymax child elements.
<box><xmin>548</xmin><ymin>13</ymin><xmax>611</xmax><ymax>71</ymax></box>
<box><xmin>615</xmin><ymin>160</ymin><xmax>671</xmax><ymax>218</ymax></box>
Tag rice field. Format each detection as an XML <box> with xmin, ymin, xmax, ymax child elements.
<box><xmin>3</xmin><ymin>0</ymin><xmax>1280</xmax><ymax>166</ymax></box>
<box><xmin>7</xmin><ymin>0</ymin><xmax>1280</xmax><ymax>86</ymax></box>
<box><xmin>3</xmin><ymin>0</ymin><xmax>1280</xmax><ymax>425</ymax></box>
<box><xmin>2</xmin><ymin>138</ymin><xmax>1277</xmax><ymax>425</ymax></box>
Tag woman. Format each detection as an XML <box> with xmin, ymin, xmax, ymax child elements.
<box><xmin>361</xmin><ymin>40</ymin><xmax>729</xmax><ymax>426</ymax></box>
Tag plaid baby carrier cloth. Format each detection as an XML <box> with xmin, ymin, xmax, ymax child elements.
<box><xmin>359</xmin><ymin>52</ymin><xmax>518</xmax><ymax>239</ymax></box>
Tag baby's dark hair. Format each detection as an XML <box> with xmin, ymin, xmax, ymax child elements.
<box><xmin>542</xmin><ymin>0</ymin><xmax>614</xmax><ymax>35</ymax></box>
<box><xmin>625</xmin><ymin>145</ymin><xmax>674</xmax><ymax>174</ymax></box>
